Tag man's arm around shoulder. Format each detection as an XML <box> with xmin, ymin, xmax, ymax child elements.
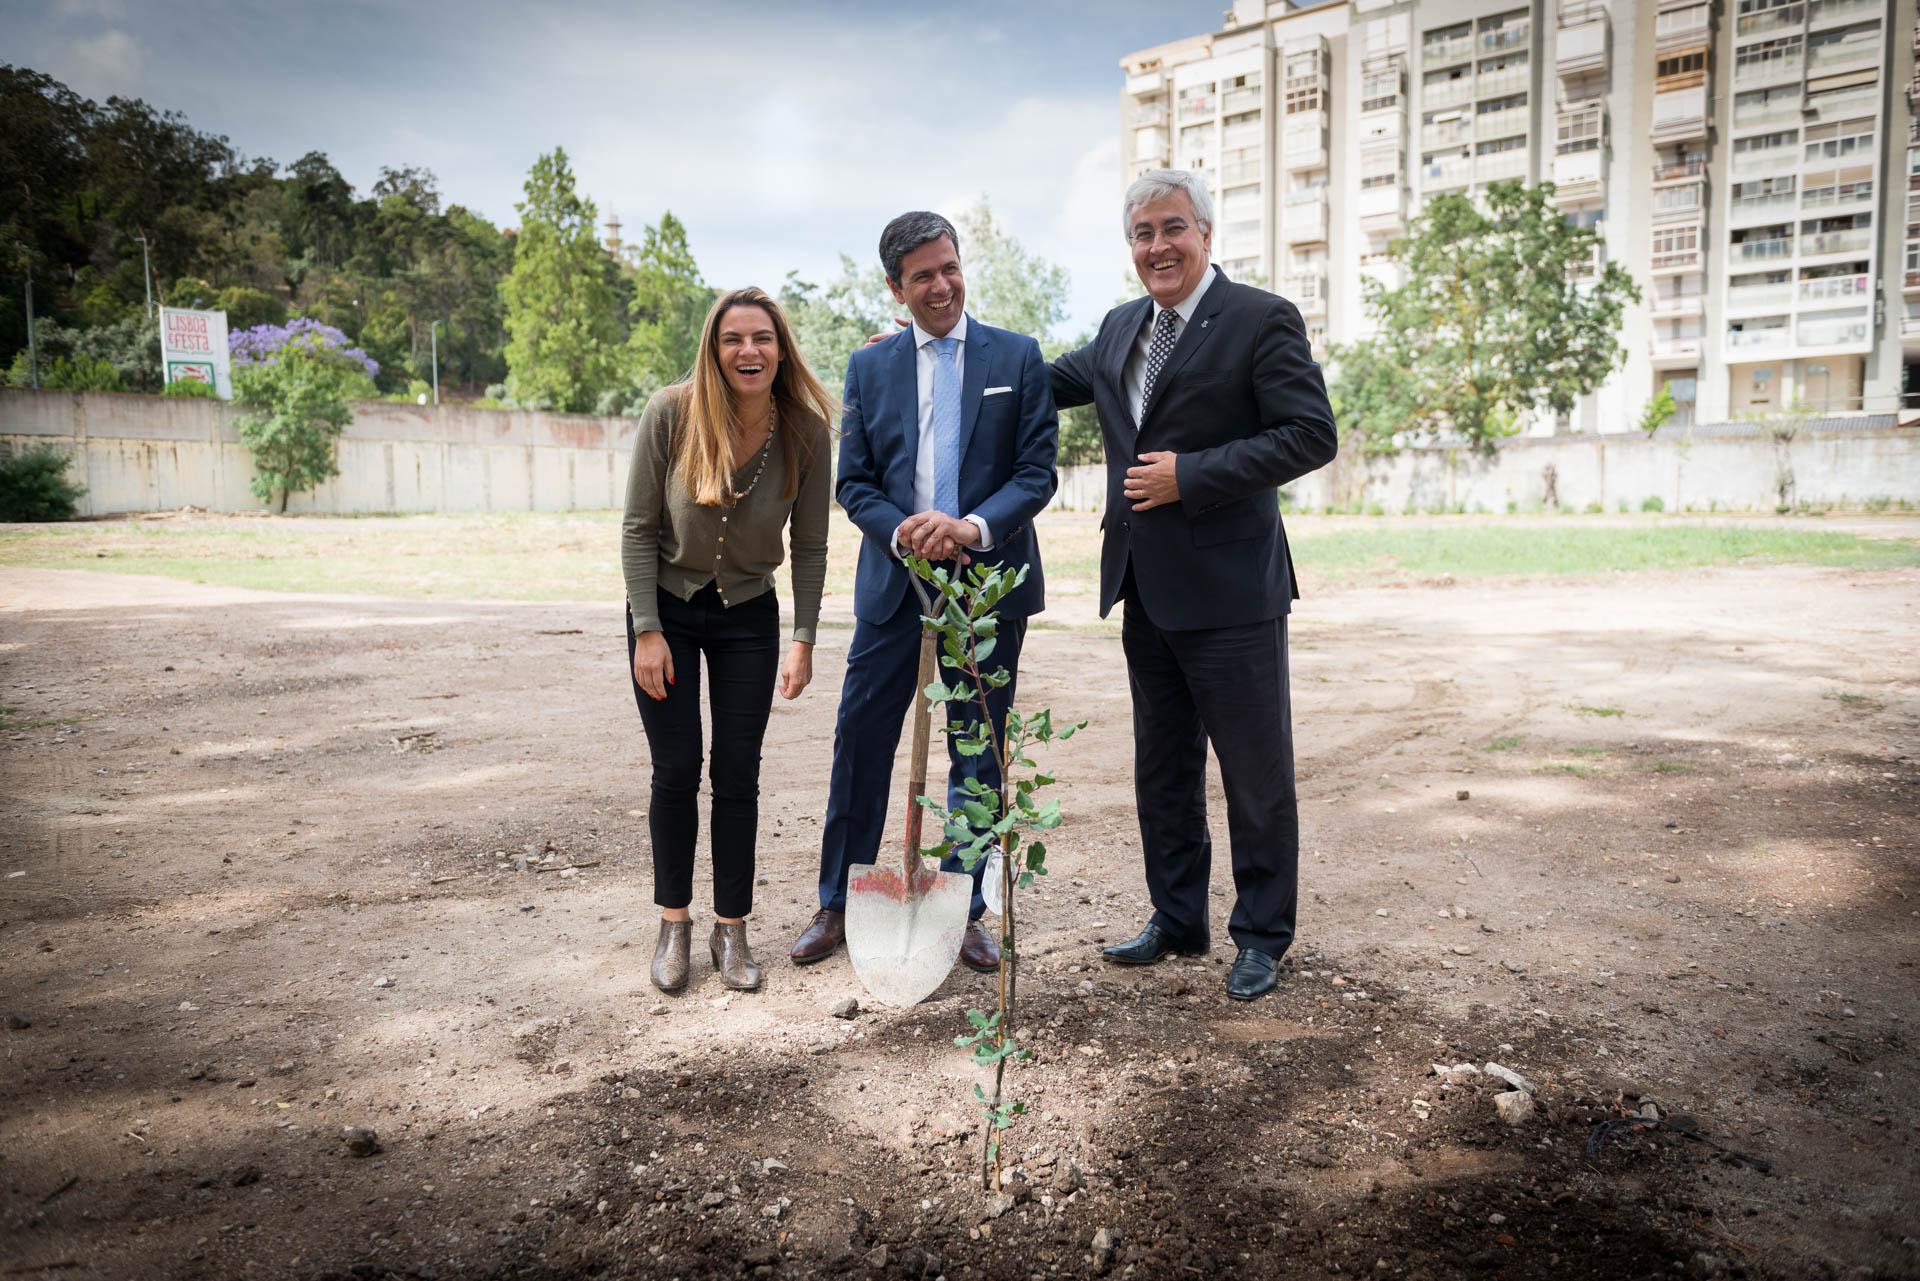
<box><xmin>971</xmin><ymin>333</ymin><xmax>1059</xmax><ymax>544</ymax></box>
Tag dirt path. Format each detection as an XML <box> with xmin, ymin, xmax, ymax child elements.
<box><xmin>1</xmin><ymin>562</ymin><xmax>1915</xmax><ymax>1280</ymax></box>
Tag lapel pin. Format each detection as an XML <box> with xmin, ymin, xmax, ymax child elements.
<box><xmin>1200</xmin><ymin>319</ymin><xmax>1210</xmax><ymax>329</ymax></box>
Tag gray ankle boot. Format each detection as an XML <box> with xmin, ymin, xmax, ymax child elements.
<box><xmin>651</xmin><ymin>919</ymin><xmax>691</xmax><ymax>991</ymax></box>
<box><xmin>710</xmin><ymin>920</ymin><xmax>764</xmax><ymax>991</ymax></box>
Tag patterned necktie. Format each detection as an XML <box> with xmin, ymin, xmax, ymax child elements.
<box><xmin>1140</xmin><ymin>307</ymin><xmax>1179</xmax><ymax>416</ymax></box>
<box><xmin>929</xmin><ymin>335</ymin><xmax>961</xmax><ymax>516</ymax></box>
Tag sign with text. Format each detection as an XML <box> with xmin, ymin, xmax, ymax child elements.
<box><xmin>159</xmin><ymin>306</ymin><xmax>232</xmax><ymax>399</ymax></box>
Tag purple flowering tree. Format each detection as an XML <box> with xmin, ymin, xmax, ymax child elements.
<box><xmin>230</xmin><ymin>319</ymin><xmax>380</xmax><ymax>512</ymax></box>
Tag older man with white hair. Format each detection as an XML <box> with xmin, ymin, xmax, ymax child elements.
<box><xmin>1048</xmin><ymin>167</ymin><xmax>1337</xmax><ymax>1001</ymax></box>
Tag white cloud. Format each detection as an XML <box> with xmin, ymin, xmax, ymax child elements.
<box><xmin>58</xmin><ymin>27</ymin><xmax>146</xmax><ymax>99</ymax></box>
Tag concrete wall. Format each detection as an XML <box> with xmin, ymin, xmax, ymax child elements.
<box><xmin>6</xmin><ymin>389</ymin><xmax>1914</xmax><ymax>519</ymax></box>
<box><xmin>0</xmin><ymin>389</ymin><xmax>639</xmax><ymax>516</ymax></box>
<box><xmin>1052</xmin><ymin>420</ymin><xmax>1920</xmax><ymax>514</ymax></box>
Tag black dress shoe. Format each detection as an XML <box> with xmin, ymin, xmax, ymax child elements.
<box><xmin>1225</xmin><ymin>948</ymin><xmax>1280</xmax><ymax>1001</ymax></box>
<box><xmin>1101</xmin><ymin>921</ymin><xmax>1207</xmax><ymax>966</ymax></box>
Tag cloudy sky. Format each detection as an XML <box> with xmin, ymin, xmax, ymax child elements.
<box><xmin>7</xmin><ymin>0</ymin><xmax>1230</xmax><ymax>337</ymax></box>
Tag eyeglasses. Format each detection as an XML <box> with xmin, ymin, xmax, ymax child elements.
<box><xmin>1129</xmin><ymin>221</ymin><xmax>1195</xmax><ymax>246</ymax></box>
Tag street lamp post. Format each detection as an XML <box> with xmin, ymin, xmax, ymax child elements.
<box><xmin>134</xmin><ymin>233</ymin><xmax>155</xmax><ymax>317</ymax></box>
<box><xmin>430</xmin><ymin>320</ymin><xmax>442</xmax><ymax>405</ymax></box>
<box><xmin>16</xmin><ymin>244</ymin><xmax>38</xmax><ymax>389</ymax></box>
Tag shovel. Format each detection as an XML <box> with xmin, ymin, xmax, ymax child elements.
<box><xmin>845</xmin><ymin>564</ymin><xmax>972</xmax><ymax>1005</ymax></box>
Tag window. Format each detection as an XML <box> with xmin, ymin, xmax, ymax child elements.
<box><xmin>1658</xmin><ymin>51</ymin><xmax>1705</xmax><ymax>79</ymax></box>
<box><xmin>1476</xmin><ymin>135</ymin><xmax>1527</xmax><ymax>155</ymax></box>
<box><xmin>1735</xmin><ymin>36</ymin><xmax>1801</xmax><ymax>80</ymax></box>
<box><xmin>1804</xmin><ymin>117</ymin><xmax>1877</xmax><ymax>164</ymax></box>
<box><xmin>1477</xmin><ymin>92</ymin><xmax>1528</xmax><ymax>114</ymax></box>
<box><xmin>1733</xmin><ymin>129</ymin><xmax>1798</xmax><ymax>155</ymax></box>
<box><xmin>1556</xmin><ymin>107</ymin><xmax>1603</xmax><ymax>153</ymax></box>
<box><xmin>1361</xmin><ymin>65</ymin><xmax>1402</xmax><ymax>112</ymax></box>
<box><xmin>1285</xmin><ymin>85</ymin><xmax>1323</xmax><ymax>114</ymax></box>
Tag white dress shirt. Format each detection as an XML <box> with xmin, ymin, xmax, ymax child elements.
<box><xmin>1124</xmin><ymin>265</ymin><xmax>1218</xmax><ymax>425</ymax></box>
<box><xmin>894</xmin><ymin>314</ymin><xmax>993</xmax><ymax>553</ymax></box>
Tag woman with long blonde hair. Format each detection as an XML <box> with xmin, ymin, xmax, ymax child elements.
<box><xmin>621</xmin><ymin>286</ymin><xmax>835</xmax><ymax>992</ymax></box>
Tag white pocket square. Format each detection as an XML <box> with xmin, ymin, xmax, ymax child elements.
<box><xmin>983</xmin><ymin>386</ymin><xmax>1013</xmax><ymax>396</ymax></box>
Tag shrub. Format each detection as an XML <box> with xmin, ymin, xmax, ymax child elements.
<box><xmin>1583</xmin><ymin>500</ymin><xmax>1603</xmax><ymax>514</ymax></box>
<box><xmin>232</xmin><ymin>330</ymin><xmax>372</xmax><ymax>512</ymax></box>
<box><xmin>1617</xmin><ymin>498</ymin><xmax>1629</xmax><ymax>513</ymax></box>
<box><xmin>1640</xmin><ymin>495</ymin><xmax>1665</xmax><ymax>512</ymax></box>
<box><xmin>6</xmin><ymin>352</ymin><xmax>124</xmax><ymax>391</ymax></box>
<box><xmin>0</xmin><ymin>445</ymin><xmax>86</xmax><ymax>521</ymax></box>
<box><xmin>161</xmin><ymin>377</ymin><xmax>221</xmax><ymax>399</ymax></box>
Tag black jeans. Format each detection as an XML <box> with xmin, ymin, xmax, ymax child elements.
<box><xmin>626</xmin><ymin>584</ymin><xmax>778</xmax><ymax>917</ymax></box>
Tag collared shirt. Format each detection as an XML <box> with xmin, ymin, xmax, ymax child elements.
<box><xmin>897</xmin><ymin>314</ymin><xmax>992</xmax><ymax>553</ymax></box>
<box><xmin>1124</xmin><ymin>264</ymin><xmax>1219</xmax><ymax>424</ymax></box>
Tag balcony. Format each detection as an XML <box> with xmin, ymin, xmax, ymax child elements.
<box><xmin>1475</xmin><ymin>70</ymin><xmax>1530</xmax><ymax>100</ymax></box>
<box><xmin>1223</xmin><ymin>85</ymin><xmax>1264</xmax><ymax>115</ymax></box>
<box><xmin>1653</xmin><ymin>179</ymin><xmax>1706</xmax><ymax>222</ymax></box>
<box><xmin>1424</xmin><ymin>154</ymin><xmax>1472</xmax><ymax>190</ymax></box>
<box><xmin>1475</xmin><ymin>150</ymin><xmax>1529</xmax><ymax>184</ymax></box>
<box><xmin>1732</xmin><ymin>98</ymin><xmax>1804</xmax><ymax>134</ymax></box>
<box><xmin>1358</xmin><ymin>254</ymin><xmax>1405</xmax><ymax>291</ymax></box>
<box><xmin>1798</xmin><ymin>311</ymin><xmax>1871</xmax><ymax>347</ymax></box>
<box><xmin>1806</xmin><ymin>27</ymin><xmax>1883</xmax><ymax>75</ymax></box>
<box><xmin>1283</xmin><ymin>201</ymin><xmax>1328</xmax><ymax>244</ymax></box>
<box><xmin>1358</xmin><ymin>185</ymin><xmax>1408</xmax><ymax>229</ymax></box>
<box><xmin>1474</xmin><ymin>106</ymin><xmax>1530</xmax><ymax>141</ymax></box>
<box><xmin>1479</xmin><ymin>22</ymin><xmax>1529</xmax><ymax>55</ymax></box>
<box><xmin>1802</xmin><ymin>181</ymin><xmax>1874</xmax><ymax>211</ymax></box>
<box><xmin>1732</xmin><ymin>237</ymin><xmax>1795</xmax><ymax>263</ymax></box>
<box><xmin>1655</xmin><ymin>4</ymin><xmax>1711</xmax><ymax>52</ymax></box>
<box><xmin>1650</xmin><ymin>336</ymin><xmax>1704</xmax><ymax>363</ymax></box>
<box><xmin>1176</xmin><ymin>94</ymin><xmax>1216</xmax><ymax>122</ymax></box>
<box><xmin>1805</xmin><ymin>84</ymin><xmax>1881</xmax><ymax>121</ymax></box>
<box><xmin>1734</xmin><ymin>51</ymin><xmax>1803</xmax><ymax>88</ymax></box>
<box><xmin>1217</xmin><ymin>159</ymin><xmax>1261</xmax><ymax>186</ymax></box>
<box><xmin>1907</xmin><ymin>269</ymin><xmax>1920</xmax><ymax>294</ymax></box>
<box><xmin>1422</xmin><ymin>119</ymin><xmax>1472</xmax><ymax>150</ymax></box>
<box><xmin>1799</xmin><ymin>273</ymin><xmax>1871</xmax><ymax>304</ymax></box>
<box><xmin>1556</xmin><ymin>4</ymin><xmax>1607</xmax><ymax>76</ymax></box>
<box><xmin>1127</xmin><ymin>69</ymin><xmax>1167</xmax><ymax>97</ymax></box>
<box><xmin>1732</xmin><ymin>144</ymin><xmax>1796</xmax><ymax>177</ymax></box>
<box><xmin>1730</xmin><ymin>188</ymin><xmax>1797</xmax><ymax>224</ymax></box>
<box><xmin>1132</xmin><ymin>126</ymin><xmax>1169</xmax><ymax>164</ymax></box>
<box><xmin>1725</xmin><ymin>281</ymin><xmax>1795</xmax><ymax>311</ymax></box>
<box><xmin>1651</xmin><ymin>245</ymin><xmax>1704</xmax><ymax>273</ymax></box>
<box><xmin>1552</xmin><ymin>148</ymin><xmax>1605</xmax><ymax>202</ymax></box>
<box><xmin>1423</xmin><ymin>34</ymin><xmax>1475</xmax><ymax>67</ymax></box>
<box><xmin>1283</xmin><ymin>127</ymin><xmax>1328</xmax><ymax>171</ymax></box>
<box><xmin>1809</xmin><ymin>0</ymin><xmax>1880</xmax><ymax>28</ymax></box>
<box><xmin>1650</xmin><ymin>291</ymin><xmax>1705</xmax><ymax>317</ymax></box>
<box><xmin>1802</xmin><ymin>226</ymin><xmax>1873</xmax><ymax>256</ymax></box>
<box><xmin>1423</xmin><ymin>77</ymin><xmax>1474</xmax><ymax>110</ymax></box>
<box><xmin>1286</xmin><ymin>275</ymin><xmax>1327</xmax><ymax>313</ymax></box>
<box><xmin>1726</xmin><ymin>324</ymin><xmax>1790</xmax><ymax>351</ymax></box>
<box><xmin>1127</xmin><ymin>102</ymin><xmax>1166</xmax><ymax>128</ymax></box>
<box><xmin>1651</xmin><ymin>87</ymin><xmax>1708</xmax><ymax>140</ymax></box>
<box><xmin>1652</xmin><ymin>158</ymin><xmax>1706</xmax><ymax>183</ymax></box>
<box><xmin>1735</xmin><ymin>4</ymin><xmax>1803</xmax><ymax>40</ymax></box>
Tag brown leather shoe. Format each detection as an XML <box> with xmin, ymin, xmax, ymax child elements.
<box><xmin>710</xmin><ymin>920</ymin><xmax>764</xmax><ymax>991</ymax></box>
<box><xmin>650</xmin><ymin>918</ymin><xmax>691</xmax><ymax>992</ymax></box>
<box><xmin>959</xmin><ymin>918</ymin><xmax>1001</xmax><ymax>973</ymax></box>
<box><xmin>790</xmin><ymin>908</ymin><xmax>845</xmax><ymax>965</ymax></box>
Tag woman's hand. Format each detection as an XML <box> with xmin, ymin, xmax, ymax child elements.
<box><xmin>632</xmin><ymin>630</ymin><xmax>674</xmax><ymax>701</ymax></box>
<box><xmin>777</xmin><ymin>640</ymin><xmax>814</xmax><ymax>700</ymax></box>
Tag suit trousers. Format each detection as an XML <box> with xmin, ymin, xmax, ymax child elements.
<box><xmin>817</xmin><ymin>591</ymin><xmax>1027</xmax><ymax>919</ymax></box>
<box><xmin>626</xmin><ymin>584</ymin><xmax>779</xmax><ymax>918</ymax></box>
<box><xmin>1121</xmin><ymin>587</ymin><xmax>1299</xmax><ymax>957</ymax></box>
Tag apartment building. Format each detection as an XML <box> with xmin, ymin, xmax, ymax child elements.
<box><xmin>1120</xmin><ymin>0</ymin><xmax>1918</xmax><ymax>431</ymax></box>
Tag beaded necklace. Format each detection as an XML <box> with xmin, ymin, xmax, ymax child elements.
<box><xmin>729</xmin><ymin>403</ymin><xmax>776</xmax><ymax>503</ymax></box>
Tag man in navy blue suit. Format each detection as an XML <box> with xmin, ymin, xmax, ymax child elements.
<box><xmin>792</xmin><ymin>210</ymin><xmax>1059</xmax><ymax>972</ymax></box>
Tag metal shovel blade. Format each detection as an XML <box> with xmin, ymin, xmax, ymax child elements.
<box><xmin>845</xmin><ymin>860</ymin><xmax>971</xmax><ymax>1006</ymax></box>
<box><xmin>844</xmin><ymin>567</ymin><xmax>970</xmax><ymax>1005</ymax></box>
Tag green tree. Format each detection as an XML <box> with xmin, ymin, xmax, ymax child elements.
<box><xmin>1352</xmin><ymin>181</ymin><xmax>1639</xmax><ymax>453</ymax></box>
<box><xmin>0</xmin><ymin>445</ymin><xmax>86</xmax><ymax>521</ymax></box>
<box><xmin>1326</xmin><ymin>337</ymin><xmax>1422</xmax><ymax>457</ymax></box>
<box><xmin>233</xmin><ymin>349</ymin><xmax>359</xmax><ymax>511</ymax></box>
<box><xmin>1636</xmin><ymin>383</ymin><xmax>1676</xmax><ymax>435</ymax></box>
<box><xmin>500</xmin><ymin>147</ymin><xmax>622</xmax><ymax>412</ymax></box>
<box><xmin>779</xmin><ymin>256</ymin><xmax>896</xmax><ymax>399</ymax></box>
<box><xmin>622</xmin><ymin>211</ymin><xmax>714</xmax><ymax>401</ymax></box>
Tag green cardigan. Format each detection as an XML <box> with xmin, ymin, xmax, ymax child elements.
<box><xmin>620</xmin><ymin>388</ymin><xmax>830</xmax><ymax>643</ymax></box>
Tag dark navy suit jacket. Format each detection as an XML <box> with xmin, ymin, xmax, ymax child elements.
<box><xmin>836</xmin><ymin>316</ymin><xmax>1058</xmax><ymax>625</ymax></box>
<box><xmin>1050</xmin><ymin>270</ymin><xmax>1337</xmax><ymax>631</ymax></box>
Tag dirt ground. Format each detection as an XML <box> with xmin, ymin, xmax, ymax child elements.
<box><xmin>1</xmin><ymin>542</ymin><xmax>1916</xmax><ymax>1280</ymax></box>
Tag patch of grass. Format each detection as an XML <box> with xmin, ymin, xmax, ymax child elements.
<box><xmin>1821</xmin><ymin>691</ymin><xmax>1884</xmax><ymax>712</ymax></box>
<box><xmin>1565</xmin><ymin>745</ymin><xmax>1609</xmax><ymax>757</ymax></box>
<box><xmin>1639</xmin><ymin>760</ymin><xmax>1694</xmax><ymax>773</ymax></box>
<box><xmin>1484</xmin><ymin>735</ymin><xmax>1522</xmax><ymax>752</ymax></box>
<box><xmin>1541</xmin><ymin>762</ymin><xmax>1603</xmax><ymax>777</ymax></box>
<box><xmin>1566</xmin><ymin>704</ymin><xmax>1624</xmax><ymax>718</ymax></box>
<box><xmin>1286</xmin><ymin>520</ymin><xmax>1920</xmax><ymax>583</ymax></box>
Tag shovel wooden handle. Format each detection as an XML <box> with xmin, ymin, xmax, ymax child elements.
<box><xmin>903</xmin><ymin>624</ymin><xmax>938</xmax><ymax>877</ymax></box>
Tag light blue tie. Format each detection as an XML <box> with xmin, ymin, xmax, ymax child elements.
<box><xmin>929</xmin><ymin>335</ymin><xmax>961</xmax><ymax>516</ymax></box>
